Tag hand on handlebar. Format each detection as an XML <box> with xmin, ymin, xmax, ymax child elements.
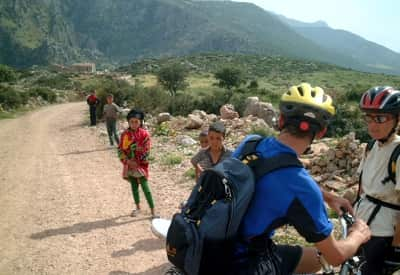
<box><xmin>348</xmin><ymin>218</ymin><xmax>371</xmax><ymax>244</ymax></box>
<box><xmin>324</xmin><ymin>191</ymin><xmax>354</xmax><ymax>216</ymax></box>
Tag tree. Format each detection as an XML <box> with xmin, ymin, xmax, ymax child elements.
<box><xmin>248</xmin><ymin>79</ymin><xmax>259</xmax><ymax>90</ymax></box>
<box><xmin>214</xmin><ymin>67</ymin><xmax>245</xmax><ymax>91</ymax></box>
<box><xmin>157</xmin><ymin>63</ymin><xmax>188</xmax><ymax>96</ymax></box>
<box><xmin>0</xmin><ymin>64</ymin><xmax>16</xmax><ymax>83</ymax></box>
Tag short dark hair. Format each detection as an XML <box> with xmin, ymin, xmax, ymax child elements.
<box><xmin>126</xmin><ymin>109</ymin><xmax>145</xmax><ymax>121</ymax></box>
<box><xmin>208</xmin><ymin>121</ymin><xmax>226</xmax><ymax>136</ymax></box>
<box><xmin>107</xmin><ymin>94</ymin><xmax>113</xmax><ymax>98</ymax></box>
<box><xmin>281</xmin><ymin>124</ymin><xmax>314</xmax><ymax>140</ymax></box>
<box><xmin>199</xmin><ymin>130</ymin><xmax>208</xmax><ymax>137</ymax></box>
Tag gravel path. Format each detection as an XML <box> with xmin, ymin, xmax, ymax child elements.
<box><xmin>0</xmin><ymin>102</ymin><xmax>190</xmax><ymax>275</ymax></box>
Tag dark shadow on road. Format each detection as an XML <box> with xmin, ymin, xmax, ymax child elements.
<box><xmin>109</xmin><ymin>263</ymin><xmax>171</xmax><ymax>275</ymax></box>
<box><xmin>111</xmin><ymin>238</ymin><xmax>164</xmax><ymax>258</ymax></box>
<box><xmin>59</xmin><ymin>147</ymin><xmax>115</xmax><ymax>156</ymax></box>
<box><xmin>30</xmin><ymin>215</ymin><xmax>147</xmax><ymax>240</ymax></box>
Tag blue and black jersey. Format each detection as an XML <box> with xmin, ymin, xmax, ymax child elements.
<box><xmin>233</xmin><ymin>136</ymin><xmax>333</xmax><ymax>256</ymax></box>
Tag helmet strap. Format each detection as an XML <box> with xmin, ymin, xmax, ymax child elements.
<box><xmin>316</xmin><ymin>127</ymin><xmax>327</xmax><ymax>139</ymax></box>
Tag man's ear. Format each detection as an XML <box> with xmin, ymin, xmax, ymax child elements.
<box><xmin>278</xmin><ymin>115</ymin><xmax>285</xmax><ymax>130</ymax></box>
<box><xmin>316</xmin><ymin>127</ymin><xmax>327</xmax><ymax>139</ymax></box>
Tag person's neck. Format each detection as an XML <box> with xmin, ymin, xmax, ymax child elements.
<box><xmin>277</xmin><ymin>132</ymin><xmax>310</xmax><ymax>156</ymax></box>
<box><xmin>209</xmin><ymin>146</ymin><xmax>222</xmax><ymax>154</ymax></box>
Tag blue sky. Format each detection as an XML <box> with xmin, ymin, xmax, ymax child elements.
<box><xmin>232</xmin><ymin>0</ymin><xmax>400</xmax><ymax>53</ymax></box>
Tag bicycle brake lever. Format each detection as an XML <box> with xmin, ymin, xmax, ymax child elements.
<box><xmin>339</xmin><ymin>207</ymin><xmax>355</xmax><ymax>225</ymax></box>
<box><xmin>341</xmin><ymin>212</ymin><xmax>355</xmax><ymax>226</ymax></box>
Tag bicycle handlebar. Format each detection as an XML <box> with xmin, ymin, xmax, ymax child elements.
<box><xmin>319</xmin><ymin>209</ymin><xmax>357</xmax><ymax>274</ymax></box>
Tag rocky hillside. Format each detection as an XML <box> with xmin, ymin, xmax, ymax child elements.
<box><xmin>109</xmin><ymin>101</ymin><xmax>363</xmax><ymax>203</ymax></box>
<box><xmin>2</xmin><ymin>0</ymin><xmax>400</xmax><ymax>75</ymax></box>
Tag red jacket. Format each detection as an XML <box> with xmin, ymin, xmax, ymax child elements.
<box><xmin>86</xmin><ymin>94</ymin><xmax>99</xmax><ymax>106</ymax></box>
<box><xmin>118</xmin><ymin>127</ymin><xmax>151</xmax><ymax>179</ymax></box>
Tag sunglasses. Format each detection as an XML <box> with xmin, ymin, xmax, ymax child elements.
<box><xmin>364</xmin><ymin>114</ymin><xmax>394</xmax><ymax>124</ymax></box>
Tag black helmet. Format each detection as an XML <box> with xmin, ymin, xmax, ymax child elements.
<box><xmin>360</xmin><ymin>86</ymin><xmax>400</xmax><ymax>114</ymax></box>
<box><xmin>126</xmin><ymin>109</ymin><xmax>145</xmax><ymax>121</ymax></box>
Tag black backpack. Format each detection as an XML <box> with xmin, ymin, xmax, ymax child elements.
<box><xmin>165</xmin><ymin>135</ymin><xmax>303</xmax><ymax>275</ymax></box>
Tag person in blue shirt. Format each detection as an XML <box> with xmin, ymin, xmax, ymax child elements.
<box><xmin>232</xmin><ymin>83</ymin><xmax>371</xmax><ymax>275</ymax></box>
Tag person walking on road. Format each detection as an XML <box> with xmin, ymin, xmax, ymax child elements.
<box><xmin>103</xmin><ymin>94</ymin><xmax>121</xmax><ymax>147</ymax></box>
<box><xmin>86</xmin><ymin>89</ymin><xmax>99</xmax><ymax>126</ymax></box>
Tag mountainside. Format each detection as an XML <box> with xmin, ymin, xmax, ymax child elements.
<box><xmin>1</xmin><ymin>0</ymin><xmax>400</xmax><ymax>75</ymax></box>
<box><xmin>277</xmin><ymin>15</ymin><xmax>400</xmax><ymax>75</ymax></box>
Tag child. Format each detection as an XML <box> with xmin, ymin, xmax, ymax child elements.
<box><xmin>198</xmin><ymin>129</ymin><xmax>209</xmax><ymax>149</ymax></box>
<box><xmin>103</xmin><ymin>94</ymin><xmax>121</xmax><ymax>147</ymax></box>
<box><xmin>191</xmin><ymin>121</ymin><xmax>232</xmax><ymax>181</ymax></box>
<box><xmin>118</xmin><ymin>109</ymin><xmax>157</xmax><ymax>218</ymax></box>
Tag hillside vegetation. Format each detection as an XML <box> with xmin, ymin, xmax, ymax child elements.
<box><xmin>2</xmin><ymin>53</ymin><xmax>400</xmax><ymax>141</ymax></box>
<box><xmin>1</xmin><ymin>0</ymin><xmax>400</xmax><ymax>75</ymax></box>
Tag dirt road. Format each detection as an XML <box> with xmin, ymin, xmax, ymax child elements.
<box><xmin>0</xmin><ymin>102</ymin><xmax>182</xmax><ymax>275</ymax></box>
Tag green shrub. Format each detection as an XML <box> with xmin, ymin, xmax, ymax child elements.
<box><xmin>328</xmin><ymin>103</ymin><xmax>369</xmax><ymax>142</ymax></box>
<box><xmin>154</xmin><ymin>122</ymin><xmax>174</xmax><ymax>136</ymax></box>
<box><xmin>167</xmin><ymin>93</ymin><xmax>198</xmax><ymax>116</ymax></box>
<box><xmin>28</xmin><ymin>87</ymin><xmax>57</xmax><ymax>103</ymax></box>
<box><xmin>184</xmin><ymin>167</ymin><xmax>196</xmax><ymax>179</ymax></box>
<box><xmin>0</xmin><ymin>64</ymin><xmax>16</xmax><ymax>83</ymax></box>
<box><xmin>129</xmin><ymin>86</ymin><xmax>171</xmax><ymax>114</ymax></box>
<box><xmin>228</xmin><ymin>92</ymin><xmax>249</xmax><ymax>116</ymax></box>
<box><xmin>248</xmin><ymin>79</ymin><xmax>259</xmax><ymax>89</ymax></box>
<box><xmin>0</xmin><ymin>85</ymin><xmax>25</xmax><ymax>109</ymax></box>
<box><xmin>258</xmin><ymin>88</ymin><xmax>281</xmax><ymax>105</ymax></box>
<box><xmin>196</xmin><ymin>89</ymin><xmax>230</xmax><ymax>115</ymax></box>
<box><xmin>34</xmin><ymin>74</ymin><xmax>76</xmax><ymax>90</ymax></box>
<box><xmin>338</xmin><ymin>84</ymin><xmax>370</xmax><ymax>103</ymax></box>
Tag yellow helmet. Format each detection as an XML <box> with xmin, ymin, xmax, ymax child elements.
<box><xmin>280</xmin><ymin>83</ymin><xmax>335</xmax><ymax>130</ymax></box>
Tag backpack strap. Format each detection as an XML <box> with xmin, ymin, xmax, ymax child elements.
<box><xmin>249</xmin><ymin>154</ymin><xmax>303</xmax><ymax>181</ymax></box>
<box><xmin>236</xmin><ymin>135</ymin><xmax>263</xmax><ymax>160</ymax></box>
<box><xmin>365</xmin><ymin>195</ymin><xmax>400</xmax><ymax>226</ymax></box>
<box><xmin>382</xmin><ymin>143</ymin><xmax>400</xmax><ymax>185</ymax></box>
<box><xmin>356</xmin><ymin>139</ymin><xmax>377</xmax><ymax>203</ymax></box>
<box><xmin>237</xmin><ymin>135</ymin><xmax>303</xmax><ymax>181</ymax></box>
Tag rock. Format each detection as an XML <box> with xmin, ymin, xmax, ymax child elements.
<box><xmin>243</xmin><ymin>97</ymin><xmax>277</xmax><ymax>127</ymax></box>
<box><xmin>220</xmin><ymin>104</ymin><xmax>239</xmax><ymax>119</ymax></box>
<box><xmin>185</xmin><ymin>114</ymin><xmax>204</xmax><ymax>129</ymax></box>
<box><xmin>157</xmin><ymin>112</ymin><xmax>172</xmax><ymax>124</ymax></box>
<box><xmin>176</xmin><ymin>135</ymin><xmax>197</xmax><ymax>146</ymax></box>
<box><xmin>191</xmin><ymin>110</ymin><xmax>207</xmax><ymax>119</ymax></box>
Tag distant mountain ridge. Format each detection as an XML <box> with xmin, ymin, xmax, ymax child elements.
<box><xmin>1</xmin><ymin>0</ymin><xmax>400</xmax><ymax>75</ymax></box>
<box><xmin>276</xmin><ymin>14</ymin><xmax>400</xmax><ymax>74</ymax></box>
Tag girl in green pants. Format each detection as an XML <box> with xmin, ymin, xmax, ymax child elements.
<box><xmin>128</xmin><ymin>176</ymin><xmax>155</xmax><ymax>217</ymax></box>
<box><xmin>118</xmin><ymin>109</ymin><xmax>157</xmax><ymax>218</ymax></box>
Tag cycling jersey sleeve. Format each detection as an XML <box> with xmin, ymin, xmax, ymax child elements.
<box><xmin>286</xmin><ymin>170</ymin><xmax>333</xmax><ymax>243</ymax></box>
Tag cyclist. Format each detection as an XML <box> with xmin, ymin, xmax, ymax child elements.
<box><xmin>355</xmin><ymin>86</ymin><xmax>400</xmax><ymax>274</ymax></box>
<box><xmin>232</xmin><ymin>83</ymin><xmax>371</xmax><ymax>275</ymax></box>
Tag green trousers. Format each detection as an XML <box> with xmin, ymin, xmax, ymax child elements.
<box><xmin>128</xmin><ymin>176</ymin><xmax>155</xmax><ymax>209</ymax></box>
